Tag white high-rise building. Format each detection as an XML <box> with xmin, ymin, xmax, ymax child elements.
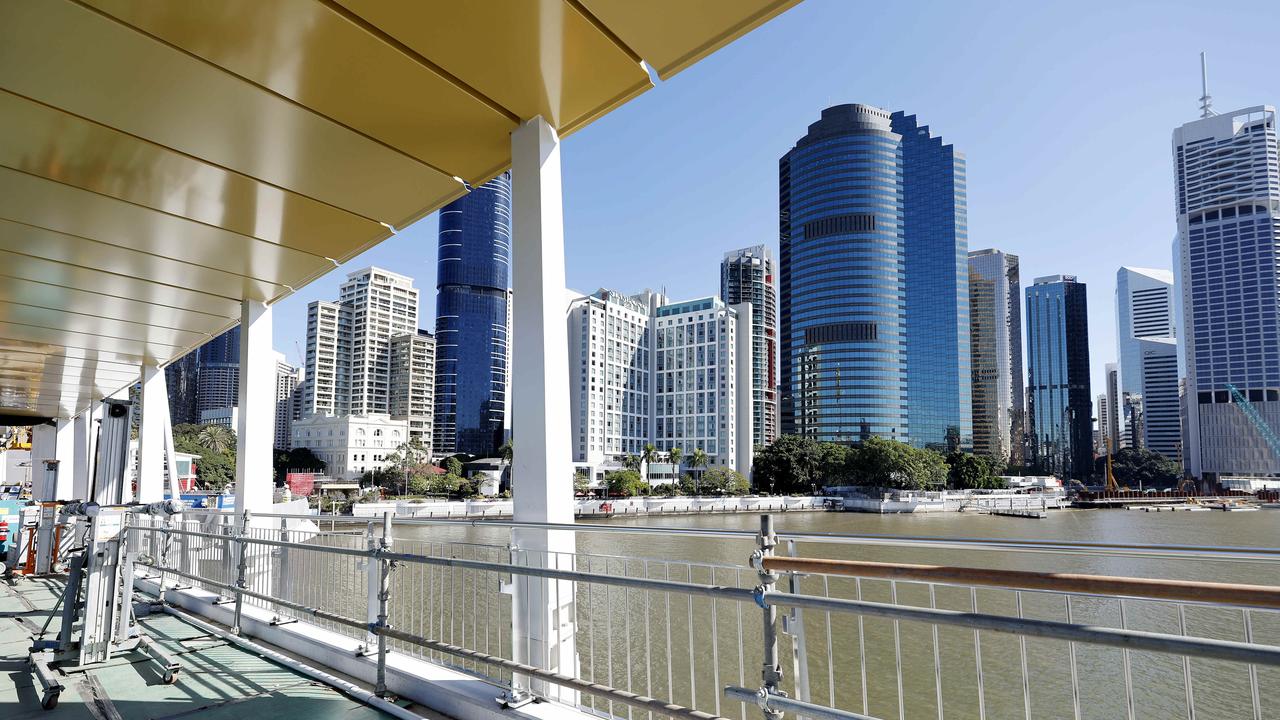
<box><xmin>721</xmin><ymin>246</ymin><xmax>778</xmax><ymax>448</ymax></box>
<box><xmin>390</xmin><ymin>330</ymin><xmax>436</xmax><ymax>452</ymax></box>
<box><xmin>1174</xmin><ymin>103</ymin><xmax>1280</xmax><ymax>479</ymax></box>
<box><xmin>568</xmin><ymin>289</ymin><xmax>752</xmax><ymax>481</ymax></box>
<box><xmin>300</xmin><ymin>267</ymin><xmax>433</xmax><ymax>453</ymax></box>
<box><xmin>1115</xmin><ymin>267</ymin><xmax>1179</xmax><ymax>460</ymax></box>
<box><xmin>1104</xmin><ymin>363</ymin><xmax>1122</xmax><ymax>450</ymax></box>
<box><xmin>274</xmin><ymin>353</ymin><xmax>301</xmax><ymax>450</ymax></box>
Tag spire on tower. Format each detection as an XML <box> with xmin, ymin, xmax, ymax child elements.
<box><xmin>1199</xmin><ymin>51</ymin><xmax>1216</xmax><ymax>119</ymax></box>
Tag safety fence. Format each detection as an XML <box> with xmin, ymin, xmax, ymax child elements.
<box><xmin>125</xmin><ymin>511</ymin><xmax>1280</xmax><ymax>720</ymax></box>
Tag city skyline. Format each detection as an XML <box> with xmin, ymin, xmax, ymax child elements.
<box><xmin>263</xmin><ymin>0</ymin><xmax>1280</xmax><ymax>405</ymax></box>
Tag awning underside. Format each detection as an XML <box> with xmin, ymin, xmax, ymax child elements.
<box><xmin>0</xmin><ymin>0</ymin><xmax>798</xmax><ymax>420</ymax></box>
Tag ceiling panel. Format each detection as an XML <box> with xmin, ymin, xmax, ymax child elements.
<box><xmin>334</xmin><ymin>0</ymin><xmax>652</xmax><ymax>134</ymax></box>
<box><xmin>0</xmin><ymin>249</ymin><xmax>243</xmax><ymax>319</ymax></box>
<box><xmin>0</xmin><ymin>304</ymin><xmax>211</xmax><ymax>350</ymax></box>
<box><xmin>0</xmin><ymin>168</ymin><xmax>325</xmax><ymax>294</ymax></box>
<box><xmin>0</xmin><ymin>0</ymin><xmax>464</xmax><ymax>228</ymax></box>
<box><xmin>578</xmin><ymin>0</ymin><xmax>801</xmax><ymax>79</ymax></box>
<box><xmin>0</xmin><ymin>89</ymin><xmax>385</xmax><ymax>260</ymax></box>
<box><xmin>0</xmin><ymin>322</ymin><xmax>183</xmax><ymax>364</ymax></box>
<box><xmin>0</xmin><ymin>277</ymin><xmax>230</xmax><ymax>335</ymax></box>
<box><xmin>0</xmin><ymin>219</ymin><xmax>291</xmax><ymax>307</ymax></box>
<box><xmin>81</xmin><ymin>0</ymin><xmax>517</xmax><ymax>187</ymax></box>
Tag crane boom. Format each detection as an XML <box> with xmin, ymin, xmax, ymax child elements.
<box><xmin>1226</xmin><ymin>384</ymin><xmax>1280</xmax><ymax>461</ymax></box>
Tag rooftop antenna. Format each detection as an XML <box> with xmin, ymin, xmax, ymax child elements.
<box><xmin>1199</xmin><ymin>51</ymin><xmax>1216</xmax><ymax>118</ymax></box>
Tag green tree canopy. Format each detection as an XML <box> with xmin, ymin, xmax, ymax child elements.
<box><xmin>945</xmin><ymin>452</ymin><xmax>1005</xmax><ymax>490</ymax></box>
<box><xmin>846</xmin><ymin>437</ymin><xmax>947</xmax><ymax>490</ymax></box>
<box><xmin>605</xmin><ymin>469</ymin><xmax>645</xmax><ymax>497</ymax></box>
<box><xmin>752</xmin><ymin>435</ymin><xmax>822</xmax><ymax>494</ymax></box>
<box><xmin>699</xmin><ymin>467</ymin><xmax>749</xmax><ymax>495</ymax></box>
<box><xmin>1093</xmin><ymin>447</ymin><xmax>1181</xmax><ymax>488</ymax></box>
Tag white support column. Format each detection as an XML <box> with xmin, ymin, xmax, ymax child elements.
<box><xmin>509</xmin><ymin>115</ymin><xmax>577</xmax><ymax>702</ymax></box>
<box><xmin>30</xmin><ymin>423</ymin><xmax>57</xmax><ymax>502</ymax></box>
<box><xmin>53</xmin><ymin>418</ymin><xmax>75</xmax><ymax>500</ymax></box>
<box><xmin>235</xmin><ymin>300</ymin><xmax>274</xmax><ymax>520</ymax></box>
<box><xmin>137</xmin><ymin>364</ymin><xmax>169</xmax><ymax>503</ymax></box>
<box><xmin>73</xmin><ymin>410</ymin><xmax>93</xmax><ymax>500</ymax></box>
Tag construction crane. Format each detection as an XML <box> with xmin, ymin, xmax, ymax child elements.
<box><xmin>1104</xmin><ymin>438</ymin><xmax>1130</xmax><ymax>493</ymax></box>
<box><xmin>1226</xmin><ymin>384</ymin><xmax>1280</xmax><ymax>461</ymax></box>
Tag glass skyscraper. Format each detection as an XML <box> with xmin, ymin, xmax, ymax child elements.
<box><xmin>165</xmin><ymin>326</ymin><xmax>239</xmax><ymax>425</ymax></box>
<box><xmin>432</xmin><ymin>172</ymin><xmax>512</xmax><ymax>457</ymax></box>
<box><xmin>1025</xmin><ymin>275</ymin><xmax>1092</xmax><ymax>478</ymax></box>
<box><xmin>968</xmin><ymin>249</ymin><xmax>1024</xmax><ymax>463</ymax></box>
<box><xmin>893</xmin><ymin>112</ymin><xmax>972</xmax><ymax>452</ymax></box>
<box><xmin>1173</xmin><ymin>105</ymin><xmax>1280</xmax><ymax>479</ymax></box>
<box><xmin>1115</xmin><ymin>266</ymin><xmax>1179</xmax><ymax>460</ymax></box>
<box><xmin>779</xmin><ymin>104</ymin><xmax>970</xmax><ymax>448</ymax></box>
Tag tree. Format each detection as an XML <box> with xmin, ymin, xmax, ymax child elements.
<box><xmin>192</xmin><ymin>450</ymin><xmax>235</xmax><ymax>491</ymax></box>
<box><xmin>752</xmin><ymin>435</ymin><xmax>822</xmax><ymax>494</ymax></box>
<box><xmin>621</xmin><ymin>454</ymin><xmax>641</xmax><ymax>472</ymax></box>
<box><xmin>818</xmin><ymin>442</ymin><xmax>851</xmax><ymax>484</ymax></box>
<box><xmin>946</xmin><ymin>452</ymin><xmax>1004</xmax><ymax>490</ymax></box>
<box><xmin>846</xmin><ymin>437</ymin><xmax>947</xmax><ymax>490</ymax></box>
<box><xmin>444</xmin><ymin>456</ymin><xmax>464</xmax><ymax>477</ymax></box>
<box><xmin>700</xmin><ymin>467</ymin><xmax>749</xmax><ymax>495</ymax></box>
<box><xmin>196</xmin><ymin>424</ymin><xmax>236</xmax><ymax>455</ymax></box>
<box><xmin>605</xmin><ymin>469</ymin><xmax>645</xmax><ymax>497</ymax></box>
<box><xmin>1093</xmin><ymin>448</ymin><xmax>1181</xmax><ymax>489</ymax></box>
<box><xmin>688</xmin><ymin>448</ymin><xmax>709</xmax><ymax>494</ymax></box>
<box><xmin>573</xmin><ymin>469</ymin><xmax>591</xmax><ymax>495</ymax></box>
<box><xmin>642</xmin><ymin>443</ymin><xmax>659</xmax><ymax>493</ymax></box>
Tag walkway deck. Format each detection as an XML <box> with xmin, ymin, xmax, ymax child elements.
<box><xmin>1</xmin><ymin>578</ymin><xmax>425</xmax><ymax>720</ymax></box>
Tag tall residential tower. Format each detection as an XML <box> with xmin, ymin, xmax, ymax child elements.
<box><xmin>721</xmin><ymin>246</ymin><xmax>778</xmax><ymax>449</ymax></box>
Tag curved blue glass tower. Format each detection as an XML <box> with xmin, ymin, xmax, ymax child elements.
<box><xmin>432</xmin><ymin>172</ymin><xmax>511</xmax><ymax>457</ymax></box>
<box><xmin>779</xmin><ymin>104</ymin><xmax>908</xmax><ymax>443</ymax></box>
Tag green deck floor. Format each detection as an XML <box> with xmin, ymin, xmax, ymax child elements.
<box><xmin>1</xmin><ymin>578</ymin><xmax>404</xmax><ymax>720</ymax></box>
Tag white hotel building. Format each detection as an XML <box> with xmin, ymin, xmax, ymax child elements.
<box><xmin>568</xmin><ymin>289</ymin><xmax>753</xmax><ymax>483</ymax></box>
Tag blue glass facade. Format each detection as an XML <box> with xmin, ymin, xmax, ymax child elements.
<box><xmin>166</xmin><ymin>326</ymin><xmax>240</xmax><ymax>425</ymax></box>
<box><xmin>1024</xmin><ymin>276</ymin><xmax>1092</xmax><ymax>478</ymax></box>
<box><xmin>892</xmin><ymin>112</ymin><xmax>972</xmax><ymax>452</ymax></box>
<box><xmin>432</xmin><ymin>172</ymin><xmax>511</xmax><ymax>457</ymax></box>
<box><xmin>779</xmin><ymin>104</ymin><xmax>970</xmax><ymax>448</ymax></box>
<box><xmin>780</xmin><ymin>105</ymin><xmax>908</xmax><ymax>443</ymax></box>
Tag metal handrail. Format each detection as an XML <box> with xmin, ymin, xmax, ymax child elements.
<box><xmin>762</xmin><ymin>556</ymin><xmax>1280</xmax><ymax>609</ymax></box>
<box><xmin>128</xmin><ymin>522</ymin><xmax>1280</xmax><ymax>669</ymax></box>
<box><xmin>176</xmin><ymin>509</ymin><xmax>1280</xmax><ymax>562</ymax></box>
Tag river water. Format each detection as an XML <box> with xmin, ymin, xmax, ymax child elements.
<box><xmin>377</xmin><ymin>509</ymin><xmax>1280</xmax><ymax>720</ymax></box>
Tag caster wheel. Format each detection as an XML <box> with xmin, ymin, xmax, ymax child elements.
<box><xmin>163</xmin><ymin>670</ymin><xmax>180</xmax><ymax>685</ymax></box>
<box><xmin>41</xmin><ymin>692</ymin><xmax>60</xmax><ymax>710</ymax></box>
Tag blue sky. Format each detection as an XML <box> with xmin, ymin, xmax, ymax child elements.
<box><xmin>271</xmin><ymin>0</ymin><xmax>1280</xmax><ymax>397</ymax></box>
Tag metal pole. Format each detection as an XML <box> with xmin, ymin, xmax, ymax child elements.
<box><xmin>754</xmin><ymin>514</ymin><xmax>783</xmax><ymax>720</ymax></box>
<box><xmin>375</xmin><ymin>511</ymin><xmax>393</xmax><ymax>697</ymax></box>
<box><xmin>232</xmin><ymin>510</ymin><xmax>251</xmax><ymax>634</ymax></box>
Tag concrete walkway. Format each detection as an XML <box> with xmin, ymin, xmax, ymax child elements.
<box><xmin>1</xmin><ymin>578</ymin><xmax>425</xmax><ymax>720</ymax></box>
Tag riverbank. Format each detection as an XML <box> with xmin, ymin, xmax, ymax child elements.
<box><xmin>350</xmin><ymin>495</ymin><xmax>834</xmax><ymax>519</ymax></box>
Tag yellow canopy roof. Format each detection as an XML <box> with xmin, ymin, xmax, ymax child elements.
<box><xmin>0</xmin><ymin>0</ymin><xmax>798</xmax><ymax>420</ymax></box>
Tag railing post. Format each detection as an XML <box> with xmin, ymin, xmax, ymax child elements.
<box><xmin>232</xmin><ymin>510</ymin><xmax>251</xmax><ymax>635</ymax></box>
<box><xmin>365</xmin><ymin>520</ymin><xmax>379</xmax><ymax>653</ymax></box>
<box><xmin>375</xmin><ymin>511</ymin><xmax>393</xmax><ymax>697</ymax></box>
<box><xmin>277</xmin><ymin>516</ymin><xmax>290</xmax><ymax>602</ymax></box>
<box><xmin>158</xmin><ymin>513</ymin><xmax>174</xmax><ymax>595</ymax></box>
<box><xmin>753</xmin><ymin>514</ymin><xmax>784</xmax><ymax>720</ymax></box>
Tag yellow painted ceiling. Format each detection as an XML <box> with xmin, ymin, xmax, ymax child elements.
<box><xmin>0</xmin><ymin>0</ymin><xmax>800</xmax><ymax>420</ymax></box>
